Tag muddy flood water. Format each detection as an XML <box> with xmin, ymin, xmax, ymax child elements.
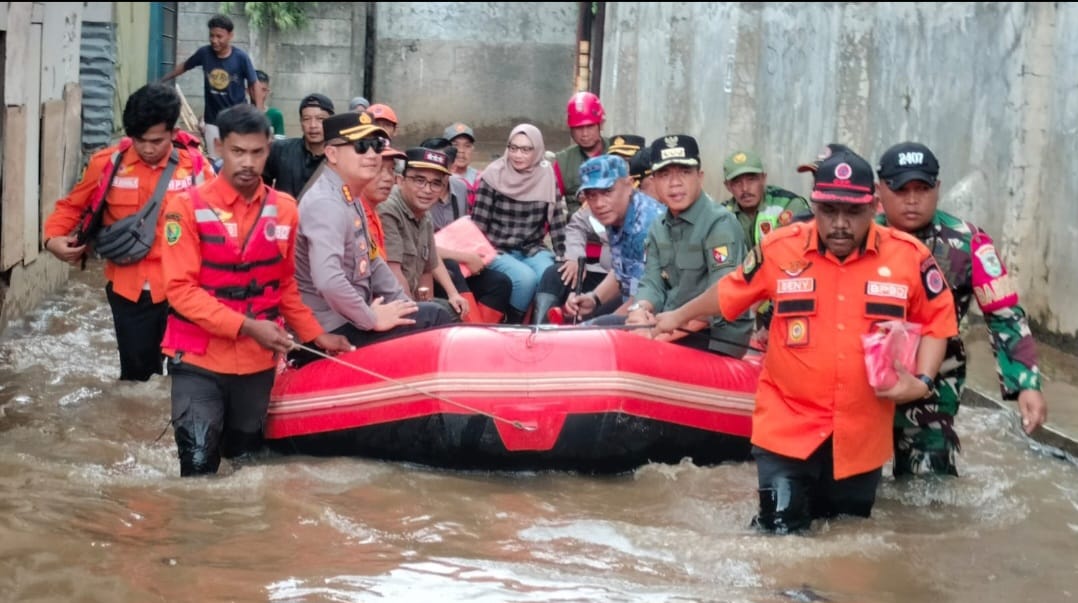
<box><xmin>0</xmin><ymin>263</ymin><xmax>1075</xmax><ymax>602</ymax></box>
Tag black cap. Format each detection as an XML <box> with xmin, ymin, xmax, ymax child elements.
<box><xmin>419</xmin><ymin>137</ymin><xmax>457</xmax><ymax>164</ymax></box>
<box><xmin>797</xmin><ymin>143</ymin><xmax>854</xmax><ymax>173</ymax></box>
<box><xmin>404</xmin><ymin>147</ymin><xmax>452</xmax><ymax>175</ymax></box>
<box><xmin>649</xmin><ymin>134</ymin><xmax>700</xmax><ymax>171</ymax></box>
<box><xmin>629</xmin><ymin>147</ymin><xmax>652</xmax><ymax>179</ymax></box>
<box><xmin>608</xmin><ymin>134</ymin><xmax>646</xmax><ymax>158</ymax></box>
<box><xmin>322</xmin><ymin>110</ymin><xmax>386</xmax><ymax>143</ymax></box>
<box><xmin>876</xmin><ymin>142</ymin><xmax>940</xmax><ymax>189</ymax></box>
<box><xmin>419</xmin><ymin>136</ymin><xmax>451</xmax><ymax>150</ymax></box>
<box><xmin>811</xmin><ymin>149</ymin><xmax>875</xmax><ymax>204</ymax></box>
<box><xmin>298</xmin><ymin>93</ymin><xmax>334</xmax><ymax>116</ymax></box>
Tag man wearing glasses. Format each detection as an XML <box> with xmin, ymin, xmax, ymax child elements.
<box><xmin>294</xmin><ymin>112</ymin><xmax>454</xmax><ymax>349</ymax></box>
<box><xmin>378</xmin><ymin>147</ymin><xmax>469</xmax><ymax>317</ymax></box>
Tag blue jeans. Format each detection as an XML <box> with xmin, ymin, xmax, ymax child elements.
<box><xmin>488</xmin><ymin>249</ymin><xmax>555</xmax><ymax>312</ymax></box>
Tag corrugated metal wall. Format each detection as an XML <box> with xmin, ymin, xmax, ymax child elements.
<box><xmin>79</xmin><ymin>21</ymin><xmax>116</xmax><ymax>154</ymax></box>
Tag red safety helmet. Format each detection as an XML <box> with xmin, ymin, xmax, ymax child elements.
<box><xmin>566</xmin><ymin>91</ymin><xmax>605</xmax><ymax>128</ymax></box>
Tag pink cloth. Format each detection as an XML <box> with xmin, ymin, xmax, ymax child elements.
<box><xmin>434</xmin><ymin>216</ymin><xmax>496</xmax><ymax>277</ymax></box>
<box><xmin>862</xmin><ymin>320</ymin><xmax>922</xmax><ymax>389</ymax></box>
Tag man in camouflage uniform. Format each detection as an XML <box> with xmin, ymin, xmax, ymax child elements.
<box><xmin>721</xmin><ymin>149</ymin><xmax>811</xmax><ymax>335</ymax></box>
<box><xmin>721</xmin><ymin>149</ymin><xmax>811</xmax><ymax>246</ymax></box>
<box><xmin>875</xmin><ymin>141</ymin><xmax>1048</xmax><ymax>476</ymax></box>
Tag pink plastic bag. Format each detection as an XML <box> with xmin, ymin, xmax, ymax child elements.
<box><xmin>862</xmin><ymin>320</ymin><xmax>922</xmax><ymax>390</ymax></box>
<box><xmin>433</xmin><ymin>216</ymin><xmax>497</xmax><ymax>277</ymax></box>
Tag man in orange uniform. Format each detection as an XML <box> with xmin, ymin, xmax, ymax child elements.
<box><xmin>159</xmin><ymin>104</ymin><xmax>351</xmax><ymax>477</ymax></box>
<box><xmin>360</xmin><ymin>142</ymin><xmax>408</xmax><ymax>259</ymax></box>
<box><xmin>652</xmin><ymin>149</ymin><xmax>958</xmax><ymax>533</ymax></box>
<box><xmin>44</xmin><ymin>83</ymin><xmax>214</xmax><ymax>382</ymax></box>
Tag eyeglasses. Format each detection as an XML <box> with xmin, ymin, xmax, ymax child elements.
<box><xmin>506</xmin><ymin>144</ymin><xmax>535</xmax><ymax>154</ymax></box>
<box><xmin>404</xmin><ymin>175</ymin><xmax>446</xmax><ymax>191</ymax></box>
<box><xmin>335</xmin><ymin>137</ymin><xmax>388</xmax><ymax>155</ymax></box>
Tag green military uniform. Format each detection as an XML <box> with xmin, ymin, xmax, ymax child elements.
<box><xmin>876</xmin><ymin>209</ymin><xmax>1042</xmax><ymax>476</ymax></box>
<box><xmin>636</xmin><ymin>192</ymin><xmax>753</xmax><ymax>357</ymax></box>
<box><xmin>555</xmin><ymin>137</ymin><xmax>610</xmax><ymax>215</ymax></box>
<box><xmin>722</xmin><ymin>185</ymin><xmax>811</xmax><ymax>246</ymax></box>
<box><xmin>723</xmin><ymin>185</ymin><xmax>810</xmax><ymax>329</ymax></box>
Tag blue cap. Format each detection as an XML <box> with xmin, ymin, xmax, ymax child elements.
<box><xmin>578</xmin><ymin>154</ymin><xmax>629</xmax><ymax>193</ymax></box>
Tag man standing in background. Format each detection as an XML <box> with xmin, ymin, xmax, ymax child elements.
<box><xmin>262</xmin><ymin>93</ymin><xmax>335</xmax><ymax>198</ymax></box>
<box><xmin>160</xmin><ymin>13</ymin><xmax>260</xmax><ymax>159</ymax></box>
<box><xmin>253</xmin><ymin>70</ymin><xmax>285</xmax><ymax>138</ymax></box>
<box><xmin>721</xmin><ymin>150</ymin><xmax>809</xmax><ymax>246</ymax></box>
<box><xmin>555</xmin><ymin>92</ymin><xmax>609</xmax><ymax>214</ymax></box>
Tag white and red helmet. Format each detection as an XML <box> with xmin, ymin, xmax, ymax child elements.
<box><xmin>566</xmin><ymin>91</ymin><xmax>605</xmax><ymax>128</ymax></box>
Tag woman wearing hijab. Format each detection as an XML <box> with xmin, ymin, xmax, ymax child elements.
<box><xmin>472</xmin><ymin>124</ymin><xmax>568</xmax><ymax>323</ymax></box>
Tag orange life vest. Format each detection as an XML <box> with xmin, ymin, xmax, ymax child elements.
<box><xmin>161</xmin><ymin>187</ymin><xmax>283</xmax><ymax>355</ymax></box>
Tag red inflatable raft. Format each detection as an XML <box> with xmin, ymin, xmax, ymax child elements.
<box><xmin>265</xmin><ymin>325</ymin><xmax>760</xmax><ymax>473</ymax></box>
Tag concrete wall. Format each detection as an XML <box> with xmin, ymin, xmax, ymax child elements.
<box><xmin>0</xmin><ymin>2</ymin><xmax>84</xmax><ymax>334</ymax></box>
<box><xmin>114</xmin><ymin>2</ymin><xmax>152</xmax><ymax>116</ymax></box>
<box><xmin>176</xmin><ymin>2</ymin><xmax>579</xmax><ymax>147</ymax></box>
<box><xmin>601</xmin><ymin>2</ymin><xmax>1078</xmax><ymax>342</ymax></box>
<box><xmin>372</xmin><ymin>2</ymin><xmax>578</xmax><ymax>147</ymax></box>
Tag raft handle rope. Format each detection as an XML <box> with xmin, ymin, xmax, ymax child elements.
<box><xmin>290</xmin><ymin>342</ymin><xmax>538</xmax><ymax>432</ymax></box>
<box><xmin>508</xmin><ymin>321</ymin><xmax>766</xmax><ymax>354</ymax></box>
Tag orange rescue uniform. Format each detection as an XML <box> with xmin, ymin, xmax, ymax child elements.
<box><xmin>360</xmin><ymin>195</ymin><xmax>388</xmax><ymax>260</ymax></box>
<box><xmin>718</xmin><ymin>221</ymin><xmax>958</xmax><ymax>478</ymax></box>
<box><xmin>43</xmin><ymin>143</ymin><xmax>215</xmax><ymax>302</ymax></box>
<box><xmin>160</xmin><ymin>177</ymin><xmax>324</xmax><ymax>374</ymax></box>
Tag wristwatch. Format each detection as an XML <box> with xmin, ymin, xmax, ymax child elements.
<box><xmin>915</xmin><ymin>374</ymin><xmax>936</xmax><ymax>399</ymax></box>
<box><xmin>627</xmin><ymin>302</ymin><xmax>645</xmax><ymax>313</ymax></box>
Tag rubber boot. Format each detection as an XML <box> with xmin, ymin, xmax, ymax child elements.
<box><xmin>750</xmin><ymin>488</ymin><xmax>777</xmax><ymax>532</ymax></box>
<box><xmin>533</xmin><ymin>292</ymin><xmax>563</xmax><ymax>325</ymax></box>
<box><xmin>175</xmin><ymin>425</ymin><xmax>222</xmax><ymax>477</ymax></box>
<box><xmin>750</xmin><ymin>478</ymin><xmax>812</xmax><ymax>534</ymax></box>
<box><xmin>504</xmin><ymin>307</ymin><xmax>528</xmax><ymax>325</ymax></box>
<box><xmin>221</xmin><ymin>429</ymin><xmax>265</xmax><ymax>460</ymax></box>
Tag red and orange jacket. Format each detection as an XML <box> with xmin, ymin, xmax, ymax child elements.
<box><xmin>43</xmin><ymin>140</ymin><xmax>214</xmax><ymax>302</ymax></box>
<box><xmin>160</xmin><ymin>177</ymin><xmax>324</xmax><ymax>375</ymax></box>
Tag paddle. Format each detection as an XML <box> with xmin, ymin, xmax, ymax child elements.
<box><xmin>571</xmin><ymin>257</ymin><xmax>587</xmax><ymax>325</ymax></box>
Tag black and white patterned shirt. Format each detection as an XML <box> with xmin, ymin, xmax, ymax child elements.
<box><xmin>471</xmin><ymin>181</ymin><xmax>567</xmax><ymax>257</ymax></box>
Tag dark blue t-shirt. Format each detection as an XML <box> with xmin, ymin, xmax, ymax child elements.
<box><xmin>184</xmin><ymin>45</ymin><xmax>257</xmax><ymax>125</ymax></box>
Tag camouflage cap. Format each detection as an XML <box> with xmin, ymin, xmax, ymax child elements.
<box><xmin>578</xmin><ymin>154</ymin><xmax>629</xmax><ymax>193</ymax></box>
